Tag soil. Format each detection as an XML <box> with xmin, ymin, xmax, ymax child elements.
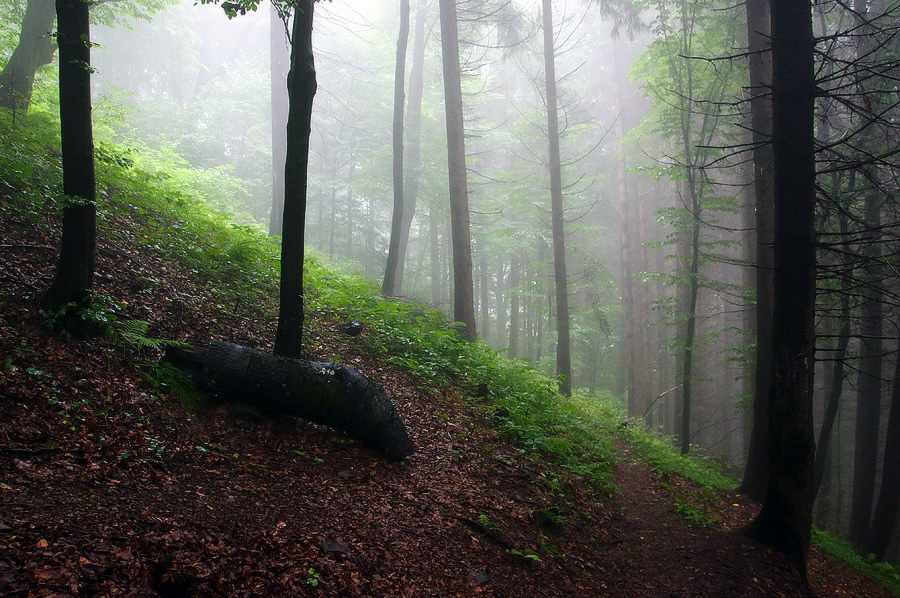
<box><xmin>0</xmin><ymin>204</ymin><xmax>893</xmax><ymax>597</ymax></box>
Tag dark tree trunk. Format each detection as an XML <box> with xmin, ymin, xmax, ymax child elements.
<box><xmin>848</xmin><ymin>198</ymin><xmax>884</xmax><ymax>545</ymax></box>
<box><xmin>814</xmin><ymin>253</ymin><xmax>850</xmax><ymax>496</ymax></box>
<box><xmin>274</xmin><ymin>0</ymin><xmax>316</xmax><ymax>359</ymax></box>
<box><xmin>541</xmin><ymin>0</ymin><xmax>571</xmax><ymax>396</ymax></box>
<box><xmin>268</xmin><ymin>0</ymin><xmax>289</xmax><ymax>237</ymax></box>
<box><xmin>847</xmin><ymin>0</ymin><xmax>887</xmax><ymax>546</ymax></box>
<box><xmin>41</xmin><ymin>0</ymin><xmax>96</xmax><ymax>317</ymax></box>
<box><xmin>438</xmin><ymin>0</ymin><xmax>476</xmax><ymax>342</ymax></box>
<box><xmin>382</xmin><ymin>0</ymin><xmax>410</xmax><ymax>297</ymax></box>
<box><xmin>739</xmin><ymin>0</ymin><xmax>775</xmax><ymax>503</ymax></box>
<box><xmin>864</xmin><ymin>332</ymin><xmax>900</xmax><ymax>561</ymax></box>
<box><xmin>614</xmin><ymin>38</ymin><xmax>639</xmax><ymax>417</ymax></box>
<box><xmin>164</xmin><ymin>342</ymin><xmax>414</xmax><ymax>460</ymax></box>
<box><xmin>0</xmin><ymin>0</ymin><xmax>56</xmax><ymax>112</ymax></box>
<box><xmin>739</xmin><ymin>0</ymin><xmax>816</xmax><ymax>581</ymax></box>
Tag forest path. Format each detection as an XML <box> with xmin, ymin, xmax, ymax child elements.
<box><xmin>601</xmin><ymin>440</ymin><xmax>893</xmax><ymax>596</ymax></box>
<box><xmin>597</xmin><ymin>441</ymin><xmax>797</xmax><ymax>596</ymax></box>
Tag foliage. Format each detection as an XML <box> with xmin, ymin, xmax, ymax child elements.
<box><xmin>811</xmin><ymin>530</ymin><xmax>900</xmax><ymax>596</ymax></box>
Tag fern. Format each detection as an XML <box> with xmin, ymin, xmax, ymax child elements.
<box><xmin>111</xmin><ymin>319</ymin><xmax>184</xmax><ymax>352</ymax></box>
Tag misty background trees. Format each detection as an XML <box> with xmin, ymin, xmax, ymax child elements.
<box><xmin>6</xmin><ymin>0</ymin><xmax>900</xmax><ymax>569</ymax></box>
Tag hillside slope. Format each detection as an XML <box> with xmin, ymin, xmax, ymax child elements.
<box><xmin>0</xmin><ymin>130</ymin><xmax>894</xmax><ymax>596</ymax></box>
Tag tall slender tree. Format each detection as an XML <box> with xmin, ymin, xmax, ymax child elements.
<box><xmin>274</xmin><ymin>0</ymin><xmax>316</xmax><ymax>358</ymax></box>
<box><xmin>738</xmin><ymin>0</ymin><xmax>774</xmax><ymax>502</ymax></box>
<box><xmin>395</xmin><ymin>0</ymin><xmax>430</xmax><ymax>294</ymax></box>
<box><xmin>42</xmin><ymin>0</ymin><xmax>96</xmax><ymax>320</ymax></box>
<box><xmin>382</xmin><ymin>0</ymin><xmax>411</xmax><ymax>296</ymax></box>
<box><xmin>739</xmin><ymin>0</ymin><xmax>816</xmax><ymax>580</ymax></box>
<box><xmin>540</xmin><ymin>0</ymin><xmax>571</xmax><ymax>396</ymax></box>
<box><xmin>438</xmin><ymin>0</ymin><xmax>476</xmax><ymax>342</ymax></box>
<box><xmin>864</xmin><ymin>330</ymin><xmax>900</xmax><ymax>560</ymax></box>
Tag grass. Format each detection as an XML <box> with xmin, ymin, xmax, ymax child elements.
<box><xmin>812</xmin><ymin>530</ymin><xmax>900</xmax><ymax>596</ymax></box>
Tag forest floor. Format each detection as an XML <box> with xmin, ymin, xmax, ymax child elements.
<box><xmin>0</xmin><ymin>205</ymin><xmax>895</xmax><ymax>597</ymax></box>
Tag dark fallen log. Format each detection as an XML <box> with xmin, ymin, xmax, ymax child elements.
<box><xmin>162</xmin><ymin>341</ymin><xmax>414</xmax><ymax>460</ymax></box>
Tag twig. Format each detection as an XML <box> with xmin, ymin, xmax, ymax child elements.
<box><xmin>0</xmin><ymin>446</ymin><xmax>62</xmax><ymax>456</ymax></box>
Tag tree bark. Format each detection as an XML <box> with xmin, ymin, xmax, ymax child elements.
<box><xmin>541</xmin><ymin>0</ymin><xmax>571</xmax><ymax>396</ymax></box>
<box><xmin>864</xmin><ymin>332</ymin><xmax>900</xmax><ymax>560</ymax></box>
<box><xmin>274</xmin><ymin>0</ymin><xmax>316</xmax><ymax>359</ymax></box>
<box><xmin>739</xmin><ymin>0</ymin><xmax>774</xmax><ymax>503</ymax></box>
<box><xmin>847</xmin><ymin>0</ymin><xmax>887</xmax><ymax>546</ymax></box>
<box><xmin>164</xmin><ymin>342</ymin><xmax>414</xmax><ymax>460</ymax></box>
<box><xmin>508</xmin><ymin>255</ymin><xmax>520</xmax><ymax>358</ymax></box>
<box><xmin>438</xmin><ymin>0</ymin><xmax>476</xmax><ymax>342</ymax></box>
<box><xmin>395</xmin><ymin>0</ymin><xmax>430</xmax><ymax>293</ymax></box>
<box><xmin>0</xmin><ymin>0</ymin><xmax>57</xmax><ymax>113</ymax></box>
<box><xmin>739</xmin><ymin>0</ymin><xmax>816</xmax><ymax>581</ymax></box>
<box><xmin>382</xmin><ymin>0</ymin><xmax>411</xmax><ymax>296</ymax></box>
<box><xmin>268</xmin><ymin>0</ymin><xmax>290</xmax><ymax>237</ymax></box>
<box><xmin>42</xmin><ymin>0</ymin><xmax>96</xmax><ymax>318</ymax></box>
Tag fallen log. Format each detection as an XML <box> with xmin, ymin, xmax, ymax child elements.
<box><xmin>162</xmin><ymin>341</ymin><xmax>414</xmax><ymax>460</ymax></box>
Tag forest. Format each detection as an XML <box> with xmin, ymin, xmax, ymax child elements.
<box><xmin>2</xmin><ymin>0</ymin><xmax>900</xmax><ymax>595</ymax></box>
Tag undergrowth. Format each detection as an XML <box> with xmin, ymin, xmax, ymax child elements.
<box><xmin>1</xmin><ymin>104</ymin><xmax>618</xmax><ymax>495</ymax></box>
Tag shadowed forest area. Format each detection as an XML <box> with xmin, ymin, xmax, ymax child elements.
<box><xmin>3</xmin><ymin>0</ymin><xmax>900</xmax><ymax>595</ymax></box>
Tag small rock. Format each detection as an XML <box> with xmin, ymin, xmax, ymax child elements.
<box><xmin>473</xmin><ymin>570</ymin><xmax>490</xmax><ymax>585</ymax></box>
<box><xmin>319</xmin><ymin>539</ymin><xmax>350</xmax><ymax>554</ymax></box>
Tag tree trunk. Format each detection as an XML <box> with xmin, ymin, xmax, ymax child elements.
<box><xmin>394</xmin><ymin>0</ymin><xmax>430</xmax><ymax>293</ymax></box>
<box><xmin>438</xmin><ymin>0</ymin><xmax>476</xmax><ymax>342</ymax></box>
<box><xmin>739</xmin><ymin>0</ymin><xmax>816</xmax><ymax>581</ymax></box>
<box><xmin>509</xmin><ymin>255</ymin><xmax>520</xmax><ymax>358</ymax></box>
<box><xmin>429</xmin><ymin>202</ymin><xmax>441</xmax><ymax>306</ymax></box>
<box><xmin>614</xmin><ymin>38</ymin><xmax>639</xmax><ymax>417</ymax></box>
<box><xmin>268</xmin><ymin>0</ymin><xmax>289</xmax><ymax>237</ymax></box>
<box><xmin>739</xmin><ymin>0</ymin><xmax>775</xmax><ymax>503</ymax></box>
<box><xmin>479</xmin><ymin>247</ymin><xmax>490</xmax><ymax>341</ymax></box>
<box><xmin>814</xmin><ymin>201</ymin><xmax>851</xmax><ymax>496</ymax></box>
<box><xmin>848</xmin><ymin>194</ymin><xmax>884</xmax><ymax>545</ymax></box>
<box><xmin>0</xmin><ymin>0</ymin><xmax>57</xmax><ymax>113</ymax></box>
<box><xmin>847</xmin><ymin>0</ymin><xmax>887</xmax><ymax>546</ymax></box>
<box><xmin>864</xmin><ymin>332</ymin><xmax>900</xmax><ymax>561</ymax></box>
<box><xmin>541</xmin><ymin>0</ymin><xmax>571</xmax><ymax>396</ymax></box>
<box><xmin>42</xmin><ymin>0</ymin><xmax>96</xmax><ymax>318</ymax></box>
<box><xmin>274</xmin><ymin>0</ymin><xmax>316</xmax><ymax>359</ymax></box>
<box><xmin>163</xmin><ymin>342</ymin><xmax>414</xmax><ymax>460</ymax></box>
<box><xmin>382</xmin><ymin>0</ymin><xmax>410</xmax><ymax>297</ymax></box>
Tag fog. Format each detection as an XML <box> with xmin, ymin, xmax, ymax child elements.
<box><xmin>9</xmin><ymin>0</ymin><xmax>900</xmax><ymax>563</ymax></box>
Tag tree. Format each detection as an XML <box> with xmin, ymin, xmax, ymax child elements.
<box><xmin>0</xmin><ymin>0</ymin><xmax>56</xmax><ymax>112</ymax></box>
<box><xmin>847</xmin><ymin>0</ymin><xmax>888</xmax><ymax>546</ymax></box>
<box><xmin>0</xmin><ymin>0</ymin><xmax>171</xmax><ymax>114</ymax></box>
<box><xmin>864</xmin><ymin>328</ymin><xmax>900</xmax><ymax>560</ymax></box>
<box><xmin>739</xmin><ymin>0</ymin><xmax>816</xmax><ymax>580</ymax></box>
<box><xmin>273</xmin><ymin>0</ymin><xmax>316</xmax><ymax>358</ymax></box>
<box><xmin>438</xmin><ymin>0</ymin><xmax>476</xmax><ymax>342</ymax></box>
<box><xmin>737</xmin><ymin>0</ymin><xmax>774</xmax><ymax>502</ymax></box>
<box><xmin>394</xmin><ymin>0</ymin><xmax>430</xmax><ymax>295</ymax></box>
<box><xmin>540</xmin><ymin>0</ymin><xmax>571</xmax><ymax>396</ymax></box>
<box><xmin>382</xmin><ymin>0</ymin><xmax>411</xmax><ymax>296</ymax></box>
<box><xmin>41</xmin><ymin>0</ymin><xmax>97</xmax><ymax>320</ymax></box>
